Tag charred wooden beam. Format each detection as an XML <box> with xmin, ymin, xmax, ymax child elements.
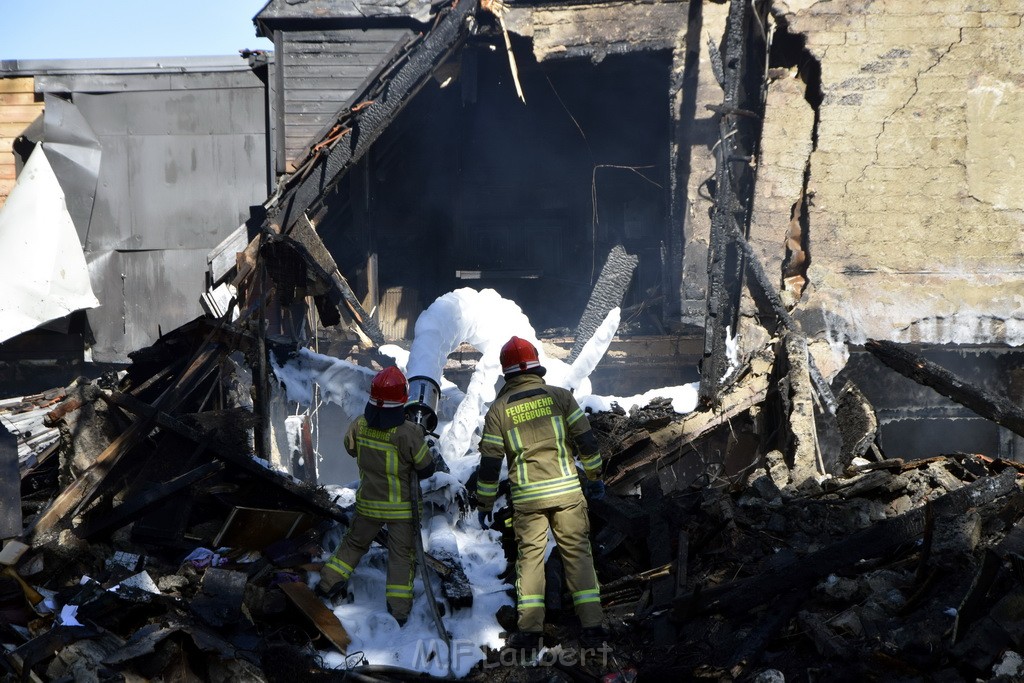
<box><xmin>275</xmin><ymin>216</ymin><xmax>384</xmax><ymax>346</ymax></box>
<box><xmin>267</xmin><ymin>0</ymin><xmax>480</xmax><ymax>236</ymax></box>
<box><xmin>699</xmin><ymin>0</ymin><xmax>755</xmax><ymax>407</ymax></box>
<box><xmin>76</xmin><ymin>461</ymin><xmax>225</xmax><ymax>540</ymax></box>
<box><xmin>100</xmin><ymin>389</ymin><xmax>348</xmax><ymax>525</ymax></box>
<box><xmin>732</xmin><ymin>229</ymin><xmax>838</xmax><ymax>413</ymax></box>
<box><xmin>27</xmin><ymin>344</ymin><xmax>223</xmax><ymax>544</ymax></box>
<box><xmin>784</xmin><ymin>332</ymin><xmax>825</xmax><ymax>487</ymax></box>
<box><xmin>569</xmin><ymin>245</ymin><xmax>637</xmax><ymax>362</ymax></box>
<box><xmin>865</xmin><ymin>339</ymin><xmax>1024</xmax><ymax>439</ymax></box>
<box><xmin>608</xmin><ymin>347</ymin><xmax>774</xmax><ymax>490</ymax></box>
<box><xmin>677</xmin><ymin>469</ymin><xmax>1019</xmax><ymax>617</ymax></box>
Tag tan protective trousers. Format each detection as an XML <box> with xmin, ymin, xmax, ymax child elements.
<box><xmin>513</xmin><ymin>494</ymin><xmax>603</xmax><ymax>632</ymax></box>
<box><xmin>319</xmin><ymin>514</ymin><xmax>416</xmax><ymax>620</ymax></box>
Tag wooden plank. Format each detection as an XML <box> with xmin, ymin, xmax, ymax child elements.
<box><xmin>0</xmin><ymin>105</ymin><xmax>45</xmax><ymax>122</ymax></box>
<box><xmin>285</xmin><ymin>54</ymin><xmax>394</xmax><ymax>68</ymax></box>
<box><xmin>27</xmin><ymin>344</ymin><xmax>222</xmax><ymax>543</ymax></box>
<box><xmin>0</xmin><ymin>123</ymin><xmax>31</xmax><ymax>137</ymax></box>
<box><xmin>102</xmin><ymin>389</ymin><xmax>348</xmax><ymax>524</ymax></box>
<box><xmin>279</xmin><ymin>581</ymin><xmax>351</xmax><ymax>652</ymax></box>
<box><xmin>607</xmin><ymin>355</ymin><xmax>773</xmax><ymax>489</ymax></box>
<box><xmin>0</xmin><ymin>78</ymin><xmax>35</xmax><ymax>93</ymax></box>
<box><xmin>283</xmin><ymin>216</ymin><xmax>385</xmax><ymax>346</ymax></box>
<box><xmin>76</xmin><ymin>461</ymin><xmax>224</xmax><ymax>539</ymax></box>
<box><xmin>866</xmin><ymin>339</ymin><xmax>1024</xmax><ymax>439</ymax></box>
<box><xmin>213</xmin><ymin>506</ymin><xmax>313</xmax><ymax>549</ymax></box>
<box><xmin>208</xmin><ymin>223</ymin><xmax>248</xmax><ymax>285</ymax></box>
<box><xmin>286</xmin><ymin>29</ymin><xmax>411</xmax><ymax>44</ymax></box>
<box><xmin>284</xmin><ymin>100</ymin><xmax>349</xmax><ymax>115</ymax></box>
<box><xmin>283</xmin><ymin>65</ymin><xmax>377</xmax><ymax>79</ymax></box>
<box><xmin>0</xmin><ymin>93</ymin><xmax>38</xmax><ymax>105</ymax></box>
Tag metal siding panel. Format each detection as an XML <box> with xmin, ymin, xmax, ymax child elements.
<box><xmin>73</xmin><ymin>92</ymin><xmax>130</xmax><ymax>135</ymax></box>
<box><xmin>41</xmin><ymin>95</ymin><xmax>102</xmax><ymax>242</ymax></box>
<box><xmin>167</xmin><ymin>70</ymin><xmax>265</xmax><ymax>91</ymax></box>
<box><xmin>124</xmin><ymin>88</ymin><xmax>264</xmax><ymax>136</ymax></box>
<box><xmin>121</xmin><ymin>249</ymin><xmax>209</xmax><ymax>353</ymax></box>
<box><xmin>85</xmin><ymin>249</ymin><xmax>212</xmax><ymax>362</ymax></box>
<box><xmin>126</xmin><ymin>132</ymin><xmax>266</xmax><ymax>250</ymax></box>
<box><xmin>85</xmin><ymin>134</ymin><xmax>133</xmax><ymax>250</ymax></box>
<box><xmin>36</xmin><ymin>73</ymin><xmax>173</xmax><ymax>93</ymax></box>
<box><xmin>84</xmin><ymin>250</ymin><xmax>127</xmax><ymax>363</ymax></box>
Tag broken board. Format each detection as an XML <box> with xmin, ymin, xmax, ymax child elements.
<box><xmin>213</xmin><ymin>507</ymin><xmax>314</xmax><ymax>550</ymax></box>
<box><xmin>279</xmin><ymin>581</ymin><xmax>351</xmax><ymax>653</ymax></box>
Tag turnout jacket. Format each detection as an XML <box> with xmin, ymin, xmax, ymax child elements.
<box><xmin>345</xmin><ymin>417</ymin><xmax>433</xmax><ymax>520</ymax></box>
<box><xmin>477</xmin><ymin>373</ymin><xmax>603</xmax><ymax>513</ymax></box>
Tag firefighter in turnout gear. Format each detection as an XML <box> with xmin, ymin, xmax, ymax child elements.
<box><xmin>315</xmin><ymin>366</ymin><xmax>435</xmax><ymax>626</ymax></box>
<box><xmin>476</xmin><ymin>336</ymin><xmax>607</xmax><ymax>653</ymax></box>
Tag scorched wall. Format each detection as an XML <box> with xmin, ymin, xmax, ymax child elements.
<box><xmin>751</xmin><ymin>0</ymin><xmax>1024</xmax><ymax>346</ymax></box>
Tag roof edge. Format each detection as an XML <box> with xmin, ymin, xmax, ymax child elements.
<box><xmin>0</xmin><ymin>56</ymin><xmax>258</xmax><ymax>77</ymax></box>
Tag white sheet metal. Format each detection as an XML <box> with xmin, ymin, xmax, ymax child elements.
<box><xmin>0</xmin><ymin>146</ymin><xmax>100</xmax><ymax>344</ymax></box>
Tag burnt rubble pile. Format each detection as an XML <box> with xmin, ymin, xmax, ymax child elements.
<box><xmin>593</xmin><ymin>451</ymin><xmax>1024</xmax><ymax>682</ymax></box>
<box><xmin>580</xmin><ymin>336</ymin><xmax>1024</xmax><ymax>682</ymax></box>
<box><xmin>3</xmin><ymin>321</ymin><xmax>1024</xmax><ymax>682</ymax></box>
<box><xmin>0</xmin><ymin>322</ymin><xmax>382</xmax><ymax>682</ymax></box>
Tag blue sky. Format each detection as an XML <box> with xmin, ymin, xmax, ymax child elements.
<box><xmin>2</xmin><ymin>0</ymin><xmax>273</xmax><ymax>61</ymax></box>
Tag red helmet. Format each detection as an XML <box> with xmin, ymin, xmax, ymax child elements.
<box><xmin>369</xmin><ymin>366</ymin><xmax>409</xmax><ymax>408</ymax></box>
<box><xmin>500</xmin><ymin>336</ymin><xmax>543</xmax><ymax>375</ymax></box>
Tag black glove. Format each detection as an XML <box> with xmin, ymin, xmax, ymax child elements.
<box><xmin>585</xmin><ymin>479</ymin><xmax>606</xmax><ymax>501</ymax></box>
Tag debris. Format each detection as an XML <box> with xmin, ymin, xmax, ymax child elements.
<box><xmin>279</xmin><ymin>581</ymin><xmax>351</xmax><ymax>653</ymax></box>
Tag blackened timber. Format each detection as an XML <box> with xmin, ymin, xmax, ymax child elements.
<box><xmin>279</xmin><ymin>215</ymin><xmax>385</xmax><ymax>345</ymax></box>
<box><xmin>27</xmin><ymin>343</ymin><xmax>223</xmax><ymax>544</ymax></box>
<box><xmin>102</xmin><ymin>389</ymin><xmax>348</xmax><ymax>525</ymax></box>
<box><xmin>76</xmin><ymin>461</ymin><xmax>225</xmax><ymax>539</ymax></box>
<box><xmin>268</xmin><ymin>0</ymin><xmax>480</xmax><ymax>235</ymax></box>
<box><xmin>0</xmin><ymin>421</ymin><xmax>20</xmax><ymax>538</ymax></box>
<box><xmin>279</xmin><ymin>581</ymin><xmax>351</xmax><ymax>653</ymax></box>
<box><xmin>699</xmin><ymin>0</ymin><xmax>754</xmax><ymax>407</ymax></box>
<box><xmin>731</xmin><ymin>228</ymin><xmax>837</xmax><ymax>413</ymax></box>
<box><xmin>866</xmin><ymin>339</ymin><xmax>1024</xmax><ymax>439</ymax></box>
<box><xmin>569</xmin><ymin>245</ymin><xmax>637</xmax><ymax>362</ymax></box>
<box><xmin>677</xmin><ymin>469</ymin><xmax>1018</xmax><ymax>617</ymax></box>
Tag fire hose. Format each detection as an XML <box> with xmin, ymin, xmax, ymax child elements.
<box><xmin>409</xmin><ymin>472</ymin><xmax>454</xmax><ymax>677</ymax></box>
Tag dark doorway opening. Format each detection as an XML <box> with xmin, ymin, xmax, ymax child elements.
<box><xmin>321</xmin><ymin>36</ymin><xmax>672</xmax><ymax>337</ymax></box>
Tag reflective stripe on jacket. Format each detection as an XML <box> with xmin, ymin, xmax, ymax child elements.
<box><xmin>345</xmin><ymin>417</ymin><xmax>431</xmax><ymax>520</ymax></box>
<box><xmin>477</xmin><ymin>373</ymin><xmax>602</xmax><ymax>512</ymax></box>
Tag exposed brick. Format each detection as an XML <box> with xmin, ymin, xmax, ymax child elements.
<box><xmin>789</xmin><ymin>13</ymin><xmax>868</xmax><ymax>32</ymax></box>
<box><xmin>805</xmin><ymin>31</ymin><xmax>850</xmax><ymax>48</ymax></box>
<box><xmin>981</xmin><ymin>13</ymin><xmax>1024</xmax><ymax>28</ymax></box>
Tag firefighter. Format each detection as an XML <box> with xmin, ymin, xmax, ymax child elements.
<box><xmin>475</xmin><ymin>336</ymin><xmax>607</xmax><ymax>654</ymax></box>
<box><xmin>315</xmin><ymin>366</ymin><xmax>435</xmax><ymax>626</ymax></box>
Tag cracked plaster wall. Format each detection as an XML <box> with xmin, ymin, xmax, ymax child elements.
<box><xmin>753</xmin><ymin>0</ymin><xmax>1024</xmax><ymax>346</ymax></box>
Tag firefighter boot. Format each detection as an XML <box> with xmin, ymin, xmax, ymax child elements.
<box><xmin>315</xmin><ymin>563</ymin><xmax>349</xmax><ymax>601</ymax></box>
<box><xmin>505</xmin><ymin>630</ymin><xmax>543</xmax><ymax>659</ymax></box>
<box><xmin>578</xmin><ymin>625</ymin><xmax>610</xmax><ymax>651</ymax></box>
